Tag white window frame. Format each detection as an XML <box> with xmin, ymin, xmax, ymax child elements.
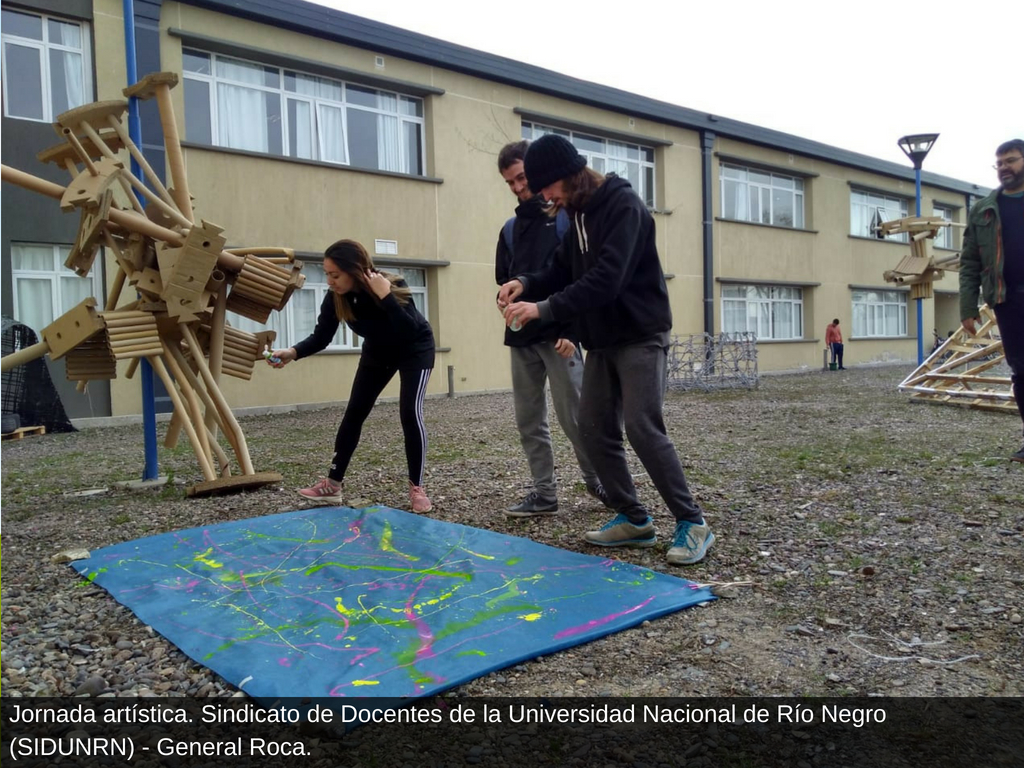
<box><xmin>933</xmin><ymin>205</ymin><xmax>956</xmax><ymax>250</ymax></box>
<box><xmin>850</xmin><ymin>190</ymin><xmax>909</xmax><ymax>243</ymax></box>
<box><xmin>1</xmin><ymin>7</ymin><xmax>92</xmax><ymax>123</ymax></box>
<box><xmin>719</xmin><ymin>163</ymin><xmax>805</xmax><ymax>228</ymax></box>
<box><xmin>851</xmin><ymin>289</ymin><xmax>908</xmax><ymax>338</ymax></box>
<box><xmin>11</xmin><ymin>243</ymin><xmax>103</xmax><ymax>333</ymax></box>
<box><xmin>720</xmin><ymin>284</ymin><xmax>804</xmax><ymax>340</ymax></box>
<box><xmin>182</xmin><ymin>48</ymin><xmax>426</xmax><ymax>176</ymax></box>
<box><xmin>228</xmin><ymin>261</ymin><xmax>358</xmax><ymax>351</ymax></box>
<box><xmin>384</xmin><ymin>266</ymin><xmax>428</xmax><ymax>319</ymax></box>
<box><xmin>521</xmin><ymin>121</ymin><xmax>656</xmax><ymax>208</ymax></box>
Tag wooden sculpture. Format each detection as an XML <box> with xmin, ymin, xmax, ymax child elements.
<box><xmin>899</xmin><ymin>305</ymin><xmax>1015</xmax><ymax>413</ymax></box>
<box><xmin>0</xmin><ymin>72</ymin><xmax>305</xmax><ymax>497</ymax></box>
<box><xmin>880</xmin><ymin>216</ymin><xmax>962</xmax><ymax>300</ymax></box>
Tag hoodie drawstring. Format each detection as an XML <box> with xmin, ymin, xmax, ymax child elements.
<box><xmin>574</xmin><ymin>212</ymin><xmax>588</xmax><ymax>254</ymax></box>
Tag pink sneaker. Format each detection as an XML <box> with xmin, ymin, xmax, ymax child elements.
<box><xmin>409</xmin><ymin>483</ymin><xmax>432</xmax><ymax>513</ymax></box>
<box><xmin>298</xmin><ymin>477</ymin><xmax>344</xmax><ymax>504</ymax></box>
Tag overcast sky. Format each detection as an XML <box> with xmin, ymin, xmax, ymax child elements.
<box><xmin>311</xmin><ymin>0</ymin><xmax>1019</xmax><ymax>190</ymax></box>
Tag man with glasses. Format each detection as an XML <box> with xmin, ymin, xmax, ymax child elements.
<box><xmin>960</xmin><ymin>139</ymin><xmax>1024</xmax><ymax>462</ymax></box>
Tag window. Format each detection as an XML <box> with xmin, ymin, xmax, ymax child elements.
<box><xmin>389</xmin><ymin>267</ymin><xmax>427</xmax><ymax>317</ymax></box>
<box><xmin>182</xmin><ymin>49</ymin><xmax>425</xmax><ymax>175</ymax></box>
<box><xmin>850</xmin><ymin>190</ymin><xmax>908</xmax><ymax>242</ymax></box>
<box><xmin>1</xmin><ymin>8</ymin><xmax>91</xmax><ymax>122</ymax></box>
<box><xmin>228</xmin><ymin>261</ymin><xmax>357</xmax><ymax>351</ymax></box>
<box><xmin>719</xmin><ymin>164</ymin><xmax>804</xmax><ymax>228</ymax></box>
<box><xmin>521</xmin><ymin>122</ymin><xmax>656</xmax><ymax>207</ymax></box>
<box><xmin>11</xmin><ymin>244</ymin><xmax>102</xmax><ymax>333</ymax></box>
<box><xmin>226</xmin><ymin>264</ymin><xmax>429</xmax><ymax>350</ymax></box>
<box><xmin>933</xmin><ymin>205</ymin><xmax>956</xmax><ymax>249</ymax></box>
<box><xmin>721</xmin><ymin>284</ymin><xmax>803</xmax><ymax>340</ymax></box>
<box><xmin>852</xmin><ymin>289</ymin><xmax>907</xmax><ymax>338</ymax></box>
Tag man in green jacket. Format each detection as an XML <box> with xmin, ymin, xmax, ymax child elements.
<box><xmin>959</xmin><ymin>139</ymin><xmax>1024</xmax><ymax>462</ymax></box>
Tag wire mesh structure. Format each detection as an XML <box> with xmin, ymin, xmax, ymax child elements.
<box><xmin>667</xmin><ymin>332</ymin><xmax>759</xmax><ymax>392</ymax></box>
<box><xmin>1</xmin><ymin>316</ymin><xmax>75</xmax><ymax>435</ymax></box>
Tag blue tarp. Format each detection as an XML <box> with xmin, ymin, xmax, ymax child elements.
<box><xmin>72</xmin><ymin>506</ymin><xmax>713</xmax><ymax>701</ymax></box>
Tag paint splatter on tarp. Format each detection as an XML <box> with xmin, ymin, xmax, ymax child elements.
<box><xmin>72</xmin><ymin>506</ymin><xmax>713</xmax><ymax>701</ymax></box>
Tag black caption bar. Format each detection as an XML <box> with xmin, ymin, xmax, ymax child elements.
<box><xmin>2</xmin><ymin>697</ymin><xmax>1020</xmax><ymax>767</ymax></box>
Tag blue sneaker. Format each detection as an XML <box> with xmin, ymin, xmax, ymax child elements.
<box><xmin>584</xmin><ymin>513</ymin><xmax>657</xmax><ymax>548</ymax></box>
<box><xmin>666</xmin><ymin>520</ymin><xmax>715</xmax><ymax>565</ymax></box>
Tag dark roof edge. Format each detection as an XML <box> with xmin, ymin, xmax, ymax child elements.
<box><xmin>180</xmin><ymin>0</ymin><xmax>988</xmax><ymax>197</ymax></box>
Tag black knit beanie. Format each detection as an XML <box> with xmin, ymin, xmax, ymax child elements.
<box><xmin>524</xmin><ymin>135</ymin><xmax>587</xmax><ymax>194</ymax></box>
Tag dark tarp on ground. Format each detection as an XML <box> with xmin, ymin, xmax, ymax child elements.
<box><xmin>2</xmin><ymin>315</ymin><xmax>75</xmax><ymax>434</ymax></box>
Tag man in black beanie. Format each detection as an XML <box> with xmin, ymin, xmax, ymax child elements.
<box><xmin>498</xmin><ymin>134</ymin><xmax>715</xmax><ymax>566</ymax></box>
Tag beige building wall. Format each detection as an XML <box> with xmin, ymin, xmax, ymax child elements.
<box><xmin>87</xmin><ymin>0</ymin><xmax>974</xmax><ymax>416</ymax></box>
<box><xmin>710</xmin><ymin>137</ymin><xmax>970</xmax><ymax>371</ymax></box>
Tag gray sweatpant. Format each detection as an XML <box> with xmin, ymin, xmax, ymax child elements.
<box><xmin>578</xmin><ymin>342</ymin><xmax>703</xmax><ymax>524</ymax></box>
<box><xmin>510</xmin><ymin>342</ymin><xmax>599</xmax><ymax>497</ymax></box>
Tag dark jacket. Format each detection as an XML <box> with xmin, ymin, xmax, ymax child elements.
<box><xmin>520</xmin><ymin>175</ymin><xmax>672</xmax><ymax>350</ymax></box>
<box><xmin>960</xmin><ymin>188</ymin><xmax>1007</xmax><ymax>319</ymax></box>
<box><xmin>293</xmin><ymin>280</ymin><xmax>435</xmax><ymax>369</ymax></box>
<box><xmin>495</xmin><ymin>196</ymin><xmax>575</xmax><ymax>347</ymax></box>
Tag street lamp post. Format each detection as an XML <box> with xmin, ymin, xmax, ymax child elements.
<box><xmin>898</xmin><ymin>133</ymin><xmax>939</xmax><ymax>365</ymax></box>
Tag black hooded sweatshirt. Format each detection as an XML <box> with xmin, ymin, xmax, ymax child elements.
<box><xmin>520</xmin><ymin>175</ymin><xmax>672</xmax><ymax>351</ymax></box>
<box><xmin>495</xmin><ymin>195</ymin><xmax>576</xmax><ymax>347</ymax></box>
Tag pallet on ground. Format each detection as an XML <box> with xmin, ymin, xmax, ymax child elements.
<box><xmin>2</xmin><ymin>425</ymin><xmax>47</xmax><ymax>440</ymax></box>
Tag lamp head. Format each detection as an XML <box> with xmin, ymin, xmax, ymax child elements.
<box><xmin>898</xmin><ymin>133</ymin><xmax>939</xmax><ymax>169</ymax></box>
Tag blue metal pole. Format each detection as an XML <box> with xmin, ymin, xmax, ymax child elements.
<box><xmin>123</xmin><ymin>0</ymin><xmax>159</xmax><ymax>480</ymax></box>
<box><xmin>915</xmin><ymin>167</ymin><xmax>924</xmax><ymax>365</ymax></box>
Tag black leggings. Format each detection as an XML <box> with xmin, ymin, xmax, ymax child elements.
<box><xmin>329</xmin><ymin>360</ymin><xmax>432</xmax><ymax>485</ymax></box>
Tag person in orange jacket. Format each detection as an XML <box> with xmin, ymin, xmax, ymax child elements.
<box><xmin>825</xmin><ymin>319</ymin><xmax>845</xmax><ymax>370</ymax></box>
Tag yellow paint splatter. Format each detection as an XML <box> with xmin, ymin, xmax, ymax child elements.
<box><xmin>518</xmin><ymin>612</ymin><xmax>543</xmax><ymax>622</ymax></box>
<box><xmin>193</xmin><ymin>547</ymin><xmax>223</xmax><ymax>569</ymax></box>
<box><xmin>459</xmin><ymin>547</ymin><xmax>495</xmax><ymax>561</ymax></box>
<box><xmin>379</xmin><ymin>521</ymin><xmax>419</xmax><ymax>561</ymax></box>
<box><xmin>351</xmin><ymin>680</ymin><xmax>379</xmax><ymax>686</ymax></box>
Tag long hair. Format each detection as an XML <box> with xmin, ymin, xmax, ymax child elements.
<box><xmin>560</xmin><ymin>166</ymin><xmax>606</xmax><ymax>212</ymax></box>
<box><xmin>323</xmin><ymin>239</ymin><xmax>411</xmax><ymax>323</ymax></box>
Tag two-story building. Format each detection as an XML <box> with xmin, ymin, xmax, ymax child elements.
<box><xmin>1</xmin><ymin>0</ymin><xmax>987</xmax><ymax>422</ymax></box>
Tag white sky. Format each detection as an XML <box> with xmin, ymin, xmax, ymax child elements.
<box><xmin>310</xmin><ymin>0</ymin><xmax>1020</xmax><ymax>189</ymax></box>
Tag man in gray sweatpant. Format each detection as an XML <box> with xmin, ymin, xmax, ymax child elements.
<box><xmin>499</xmin><ymin>135</ymin><xmax>714</xmax><ymax>566</ymax></box>
<box><xmin>495</xmin><ymin>141</ymin><xmax>608</xmax><ymax>516</ymax></box>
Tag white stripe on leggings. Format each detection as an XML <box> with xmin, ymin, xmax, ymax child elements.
<box><xmin>412</xmin><ymin>368</ymin><xmax>431</xmax><ymax>485</ymax></box>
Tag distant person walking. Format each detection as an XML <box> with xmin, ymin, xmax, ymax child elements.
<box><xmin>268</xmin><ymin>240</ymin><xmax>436</xmax><ymax>511</ymax></box>
<box><xmin>826</xmin><ymin>319</ymin><xmax>845</xmax><ymax>370</ymax></box>
<box><xmin>960</xmin><ymin>138</ymin><xmax>1024</xmax><ymax>463</ymax></box>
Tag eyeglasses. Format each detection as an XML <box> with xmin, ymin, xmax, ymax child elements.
<box><xmin>993</xmin><ymin>156</ymin><xmax>1024</xmax><ymax>170</ymax></box>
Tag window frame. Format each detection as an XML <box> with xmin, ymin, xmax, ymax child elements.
<box><xmin>720</xmin><ymin>283</ymin><xmax>804</xmax><ymax>341</ymax></box>
<box><xmin>933</xmin><ymin>205</ymin><xmax>957</xmax><ymax>250</ymax></box>
<box><xmin>385</xmin><ymin>266</ymin><xmax>428</xmax><ymax>319</ymax></box>
<box><xmin>10</xmin><ymin>243</ymin><xmax>104</xmax><ymax>333</ymax></box>
<box><xmin>181</xmin><ymin>47</ymin><xmax>426</xmax><ymax>177</ymax></box>
<box><xmin>850</xmin><ymin>189</ymin><xmax>909</xmax><ymax>243</ymax></box>
<box><xmin>719</xmin><ymin>163</ymin><xmax>805</xmax><ymax>229</ymax></box>
<box><xmin>851</xmin><ymin>289</ymin><xmax>908</xmax><ymax>338</ymax></box>
<box><xmin>225</xmin><ymin>264</ymin><xmax>430</xmax><ymax>351</ymax></box>
<box><xmin>521</xmin><ymin>121</ymin><xmax>657</xmax><ymax>208</ymax></box>
<box><xmin>1</xmin><ymin>7</ymin><xmax>92</xmax><ymax>123</ymax></box>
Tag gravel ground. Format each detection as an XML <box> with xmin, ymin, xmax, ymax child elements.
<box><xmin>2</xmin><ymin>364</ymin><xmax>1022</xmax><ymax>705</ymax></box>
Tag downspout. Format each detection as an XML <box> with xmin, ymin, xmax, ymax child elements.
<box><xmin>700</xmin><ymin>130</ymin><xmax>716</xmax><ymax>337</ymax></box>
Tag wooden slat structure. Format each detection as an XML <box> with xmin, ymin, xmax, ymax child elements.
<box><xmin>880</xmin><ymin>216</ymin><xmax>963</xmax><ymax>300</ymax></box>
<box><xmin>0</xmin><ymin>72</ymin><xmax>309</xmax><ymax>496</ymax></box>
<box><xmin>899</xmin><ymin>305</ymin><xmax>1016</xmax><ymax>414</ymax></box>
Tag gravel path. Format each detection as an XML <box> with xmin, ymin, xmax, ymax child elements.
<box><xmin>2</xmin><ymin>365</ymin><xmax>1022</xmax><ymax>701</ymax></box>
